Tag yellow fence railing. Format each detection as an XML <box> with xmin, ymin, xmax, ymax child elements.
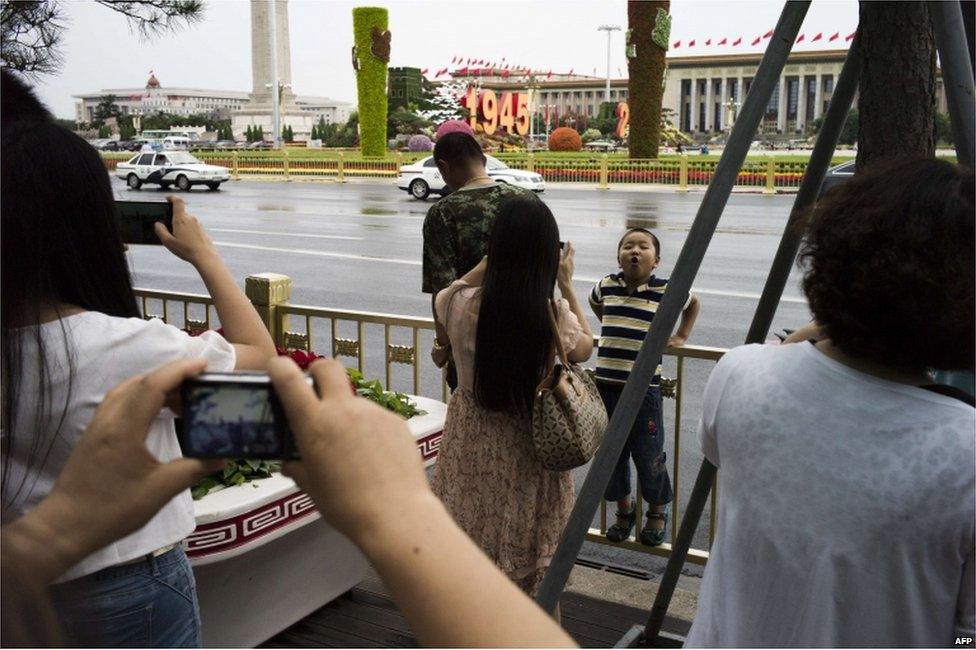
<box><xmin>134</xmin><ymin>272</ymin><xmax>725</xmax><ymax>565</ymax></box>
<box><xmin>102</xmin><ymin>150</ymin><xmax>810</xmax><ymax>192</ymax></box>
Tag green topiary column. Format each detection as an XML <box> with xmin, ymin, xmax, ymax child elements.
<box><xmin>352</xmin><ymin>7</ymin><xmax>390</xmax><ymax>157</ymax></box>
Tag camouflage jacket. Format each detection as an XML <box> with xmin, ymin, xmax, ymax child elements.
<box><xmin>421</xmin><ymin>183</ymin><xmax>531</xmax><ymax>294</ymax></box>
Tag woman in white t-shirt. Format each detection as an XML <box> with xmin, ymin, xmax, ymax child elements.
<box><xmin>1</xmin><ymin>115</ymin><xmax>277</xmax><ymax>646</ymax></box>
<box><xmin>687</xmin><ymin>158</ymin><xmax>975</xmax><ymax>647</ymax></box>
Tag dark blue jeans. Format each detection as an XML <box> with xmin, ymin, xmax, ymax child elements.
<box><xmin>50</xmin><ymin>546</ymin><xmax>201</xmax><ymax>648</ymax></box>
<box><xmin>599</xmin><ymin>383</ymin><xmax>673</xmax><ymax>506</ymax></box>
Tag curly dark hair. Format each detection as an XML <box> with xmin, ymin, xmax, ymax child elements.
<box><xmin>800</xmin><ymin>157</ymin><xmax>974</xmax><ymax>372</ymax></box>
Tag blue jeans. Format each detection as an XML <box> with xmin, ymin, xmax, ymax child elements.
<box><xmin>599</xmin><ymin>383</ymin><xmax>673</xmax><ymax>506</ymax></box>
<box><xmin>49</xmin><ymin>546</ymin><xmax>201</xmax><ymax>648</ymax></box>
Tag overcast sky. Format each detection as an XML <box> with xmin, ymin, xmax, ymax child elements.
<box><xmin>33</xmin><ymin>0</ymin><xmax>859</xmax><ymax>119</ymax></box>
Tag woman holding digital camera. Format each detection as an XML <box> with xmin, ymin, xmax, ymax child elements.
<box><xmin>0</xmin><ymin>70</ymin><xmax>276</xmax><ymax>647</ymax></box>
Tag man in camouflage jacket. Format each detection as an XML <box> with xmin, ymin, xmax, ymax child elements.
<box><xmin>422</xmin><ymin>133</ymin><xmax>530</xmax><ymax>388</ymax></box>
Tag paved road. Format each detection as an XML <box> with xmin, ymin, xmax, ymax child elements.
<box><xmin>119</xmin><ymin>178</ymin><xmax>812</xmax><ymax>577</ymax></box>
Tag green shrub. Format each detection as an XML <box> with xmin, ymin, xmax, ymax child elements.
<box><xmin>353</xmin><ymin>7</ymin><xmax>389</xmax><ymax>157</ymax></box>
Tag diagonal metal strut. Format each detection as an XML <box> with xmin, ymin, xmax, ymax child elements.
<box><xmin>535</xmin><ymin>0</ymin><xmax>812</xmax><ymax>616</ymax></box>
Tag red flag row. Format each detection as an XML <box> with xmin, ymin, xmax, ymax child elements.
<box><xmin>672</xmin><ymin>30</ymin><xmax>853</xmax><ymax>49</ymax></box>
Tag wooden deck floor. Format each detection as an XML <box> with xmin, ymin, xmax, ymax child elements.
<box><xmin>262</xmin><ymin>569</ymin><xmax>689</xmax><ymax>648</ymax></box>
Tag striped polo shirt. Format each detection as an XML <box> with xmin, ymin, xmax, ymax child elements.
<box><xmin>590</xmin><ymin>272</ymin><xmax>687</xmax><ymax>386</ymax></box>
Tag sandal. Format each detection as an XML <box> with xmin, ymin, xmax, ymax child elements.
<box><xmin>640</xmin><ymin>505</ymin><xmax>670</xmax><ymax>547</ymax></box>
<box><xmin>605</xmin><ymin>508</ymin><xmax>637</xmax><ymax>543</ymax></box>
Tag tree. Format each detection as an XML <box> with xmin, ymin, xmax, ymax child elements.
<box><xmin>934</xmin><ymin>112</ymin><xmax>954</xmax><ymax>146</ymax></box>
<box><xmin>627</xmin><ymin>1</ymin><xmax>670</xmax><ymax>158</ymax></box>
<box><xmin>418</xmin><ymin>79</ymin><xmax>466</xmax><ymax>124</ymax></box>
<box><xmin>2</xmin><ymin>0</ymin><xmax>203</xmax><ymax>76</ymax></box>
<box><xmin>97</xmin><ymin>124</ymin><xmax>111</xmax><ymax>138</ymax></box>
<box><xmin>245</xmin><ymin>124</ymin><xmax>254</xmax><ymax>142</ymax></box>
<box><xmin>256</xmin><ymin>125</ymin><xmax>264</xmax><ymax>141</ymax></box>
<box><xmin>93</xmin><ymin>95</ymin><xmax>122</xmax><ymax>124</ymax></box>
<box><xmin>283</xmin><ymin>124</ymin><xmax>293</xmax><ymax>142</ymax></box>
<box><xmin>856</xmin><ymin>1</ymin><xmax>936</xmax><ymax>169</ymax></box>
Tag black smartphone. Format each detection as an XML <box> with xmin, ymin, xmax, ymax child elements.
<box><xmin>116</xmin><ymin>200</ymin><xmax>173</xmax><ymax>245</ymax></box>
<box><xmin>179</xmin><ymin>372</ymin><xmax>313</xmax><ymax>459</ymax></box>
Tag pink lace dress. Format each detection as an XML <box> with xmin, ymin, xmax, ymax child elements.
<box><xmin>432</xmin><ymin>280</ymin><xmax>583</xmax><ymax>595</ymax></box>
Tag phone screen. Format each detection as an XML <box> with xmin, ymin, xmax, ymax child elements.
<box><xmin>116</xmin><ymin>200</ymin><xmax>173</xmax><ymax>246</ymax></box>
<box><xmin>180</xmin><ymin>377</ymin><xmax>299</xmax><ymax>459</ymax></box>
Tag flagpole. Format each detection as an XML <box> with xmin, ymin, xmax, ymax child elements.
<box><xmin>598</xmin><ymin>25</ymin><xmax>620</xmax><ymax>103</ymax></box>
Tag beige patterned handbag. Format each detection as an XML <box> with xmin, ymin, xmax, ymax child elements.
<box><xmin>531</xmin><ymin>301</ymin><xmax>608</xmax><ymax>471</ymax></box>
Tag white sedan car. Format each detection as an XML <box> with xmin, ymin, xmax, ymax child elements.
<box><xmin>116</xmin><ymin>151</ymin><xmax>230</xmax><ymax>191</ymax></box>
<box><xmin>397</xmin><ymin>155</ymin><xmax>545</xmax><ymax>200</ymax></box>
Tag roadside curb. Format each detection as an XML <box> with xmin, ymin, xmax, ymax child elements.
<box><xmin>226</xmin><ymin>176</ymin><xmax>798</xmax><ymax>195</ymax></box>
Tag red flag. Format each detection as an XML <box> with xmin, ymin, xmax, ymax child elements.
<box><xmin>673</xmin><ymin>40</ymin><xmax>681</xmax><ymax>48</ymax></box>
<box><xmin>479</xmin><ymin>59</ymin><xmax>485</xmax><ymax>65</ymax></box>
<box><xmin>718</xmin><ymin>37</ymin><xmax>727</xmax><ymax>45</ymax></box>
<box><xmin>751</xmin><ymin>36</ymin><xmax>761</xmax><ymax>46</ymax></box>
<box><xmin>501</xmin><ymin>70</ymin><xmax>509</xmax><ymax>78</ymax></box>
<box><xmin>705</xmin><ymin>38</ymin><xmax>712</xmax><ymax>45</ymax></box>
<box><xmin>688</xmin><ymin>39</ymin><xmax>696</xmax><ymax>46</ymax></box>
<box><xmin>458</xmin><ymin>66</ymin><xmax>468</xmax><ymax>75</ymax></box>
<box><xmin>450</xmin><ymin>56</ymin><xmax>456</xmax><ymax>64</ymax></box>
<box><xmin>763</xmin><ymin>29</ymin><xmax>773</xmax><ymax>38</ymax></box>
<box><xmin>829</xmin><ymin>32</ymin><xmax>840</xmax><ymax>41</ymax></box>
<box><xmin>732</xmin><ymin>37</ymin><xmax>742</xmax><ymax>46</ymax></box>
<box><xmin>568</xmin><ymin>68</ymin><xmax>574</xmax><ymax>75</ymax></box>
<box><xmin>547</xmin><ymin>70</ymin><xmax>552</xmax><ymax>78</ymax></box>
<box><xmin>845</xmin><ymin>31</ymin><xmax>855</xmax><ymax>41</ymax></box>
<box><xmin>421</xmin><ymin>68</ymin><xmax>428</xmax><ymax>75</ymax></box>
<box><xmin>811</xmin><ymin>32</ymin><xmax>823</xmax><ymax>41</ymax></box>
<box><xmin>796</xmin><ymin>34</ymin><xmax>805</xmax><ymax>43</ymax></box>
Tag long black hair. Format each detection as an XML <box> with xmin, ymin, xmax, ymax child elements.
<box><xmin>473</xmin><ymin>195</ymin><xmax>561</xmax><ymax>415</ymax></box>
<box><xmin>1</xmin><ymin>113</ymin><xmax>139</xmax><ymax>506</ymax></box>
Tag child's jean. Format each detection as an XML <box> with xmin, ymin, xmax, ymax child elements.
<box><xmin>49</xmin><ymin>545</ymin><xmax>201</xmax><ymax>648</ymax></box>
<box><xmin>598</xmin><ymin>382</ymin><xmax>673</xmax><ymax>507</ymax></box>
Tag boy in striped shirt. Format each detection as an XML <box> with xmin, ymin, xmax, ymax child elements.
<box><xmin>589</xmin><ymin>227</ymin><xmax>700</xmax><ymax>546</ymax></box>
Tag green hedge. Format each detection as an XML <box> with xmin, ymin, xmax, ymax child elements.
<box><xmin>352</xmin><ymin>7</ymin><xmax>389</xmax><ymax>158</ymax></box>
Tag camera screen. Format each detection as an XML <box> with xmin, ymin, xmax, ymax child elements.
<box><xmin>182</xmin><ymin>383</ymin><xmax>284</xmax><ymax>457</ymax></box>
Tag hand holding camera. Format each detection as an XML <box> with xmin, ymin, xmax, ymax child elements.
<box><xmin>154</xmin><ymin>196</ymin><xmax>218</xmax><ymax>266</ymax></box>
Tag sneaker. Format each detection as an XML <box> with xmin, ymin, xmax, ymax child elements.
<box><xmin>605</xmin><ymin>508</ymin><xmax>637</xmax><ymax>543</ymax></box>
<box><xmin>640</xmin><ymin>505</ymin><xmax>670</xmax><ymax>546</ymax></box>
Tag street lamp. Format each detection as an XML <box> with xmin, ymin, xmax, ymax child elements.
<box><xmin>598</xmin><ymin>25</ymin><xmax>621</xmax><ymax>103</ymax></box>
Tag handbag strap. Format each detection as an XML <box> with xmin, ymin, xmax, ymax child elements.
<box><xmin>547</xmin><ymin>299</ymin><xmax>570</xmax><ymax>367</ymax></box>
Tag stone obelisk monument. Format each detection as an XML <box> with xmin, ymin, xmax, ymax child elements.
<box><xmin>233</xmin><ymin>0</ymin><xmax>312</xmax><ymax>141</ymax></box>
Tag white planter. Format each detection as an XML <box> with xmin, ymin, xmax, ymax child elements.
<box><xmin>186</xmin><ymin>395</ymin><xmax>447</xmax><ymax>647</ymax></box>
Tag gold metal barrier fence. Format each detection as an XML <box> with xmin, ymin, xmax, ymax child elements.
<box><xmin>133</xmin><ymin>272</ymin><xmax>725</xmax><ymax>564</ymax></box>
<box><xmin>101</xmin><ymin>151</ymin><xmax>805</xmax><ymax>192</ymax></box>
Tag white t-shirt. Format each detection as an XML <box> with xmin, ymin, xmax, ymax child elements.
<box><xmin>5</xmin><ymin>312</ymin><xmax>235</xmax><ymax>582</ymax></box>
<box><xmin>687</xmin><ymin>342</ymin><xmax>975</xmax><ymax>648</ymax></box>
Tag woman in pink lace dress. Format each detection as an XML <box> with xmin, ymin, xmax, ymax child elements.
<box><xmin>431</xmin><ymin>195</ymin><xmax>593</xmax><ymax>595</ymax></box>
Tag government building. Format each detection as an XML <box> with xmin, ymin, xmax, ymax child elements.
<box><xmin>452</xmin><ymin>48</ymin><xmax>947</xmax><ymax>136</ymax></box>
<box><xmin>73</xmin><ymin>73</ymin><xmax>352</xmax><ymax>129</ymax></box>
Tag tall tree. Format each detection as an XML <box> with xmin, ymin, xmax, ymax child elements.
<box><xmin>627</xmin><ymin>0</ymin><xmax>670</xmax><ymax>158</ymax></box>
<box><xmin>1</xmin><ymin>0</ymin><xmax>203</xmax><ymax>76</ymax></box>
<box><xmin>93</xmin><ymin>95</ymin><xmax>122</xmax><ymax>123</ymax></box>
<box><xmin>856</xmin><ymin>1</ymin><xmax>936</xmax><ymax>169</ymax></box>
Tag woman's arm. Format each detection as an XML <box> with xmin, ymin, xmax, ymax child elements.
<box><xmin>668</xmin><ymin>294</ymin><xmax>700</xmax><ymax>347</ymax></box>
<box><xmin>155</xmin><ymin>197</ymin><xmax>277</xmax><ymax>369</ymax></box>
<box><xmin>270</xmin><ymin>358</ymin><xmax>577</xmax><ymax>648</ymax></box>
<box><xmin>557</xmin><ymin>243</ymin><xmax>593</xmax><ymax>363</ymax></box>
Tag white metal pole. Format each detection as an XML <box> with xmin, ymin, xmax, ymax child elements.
<box><xmin>269</xmin><ymin>0</ymin><xmax>281</xmax><ymax>149</ymax></box>
<box><xmin>598</xmin><ymin>25</ymin><xmax>619</xmax><ymax>104</ymax></box>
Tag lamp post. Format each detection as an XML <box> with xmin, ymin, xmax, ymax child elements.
<box><xmin>598</xmin><ymin>25</ymin><xmax>621</xmax><ymax>103</ymax></box>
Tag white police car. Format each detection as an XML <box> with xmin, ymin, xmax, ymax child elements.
<box><xmin>116</xmin><ymin>149</ymin><xmax>230</xmax><ymax>191</ymax></box>
<box><xmin>397</xmin><ymin>155</ymin><xmax>545</xmax><ymax>200</ymax></box>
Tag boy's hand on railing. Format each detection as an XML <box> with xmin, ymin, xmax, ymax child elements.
<box><xmin>155</xmin><ymin>196</ymin><xmax>217</xmax><ymax>266</ymax></box>
<box><xmin>269</xmin><ymin>357</ymin><xmax>432</xmax><ymax>546</ymax></box>
<box><xmin>667</xmin><ymin>334</ymin><xmax>687</xmax><ymax>347</ymax></box>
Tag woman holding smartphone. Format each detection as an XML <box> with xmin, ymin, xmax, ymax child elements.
<box><xmin>1</xmin><ymin>75</ymin><xmax>276</xmax><ymax>647</ymax></box>
<box><xmin>431</xmin><ymin>195</ymin><xmax>593</xmax><ymax>595</ymax></box>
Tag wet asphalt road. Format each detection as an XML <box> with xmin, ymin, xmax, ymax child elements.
<box><xmin>118</xmin><ymin>177</ymin><xmax>812</xmax><ymax>578</ymax></box>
